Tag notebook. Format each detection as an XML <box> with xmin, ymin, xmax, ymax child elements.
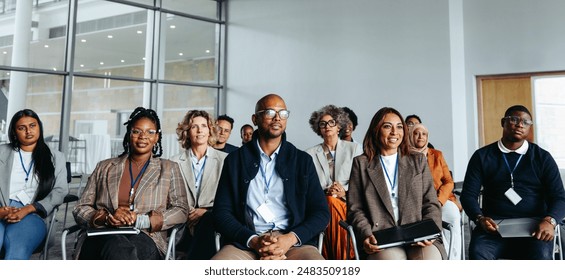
<box><xmin>373</xmin><ymin>219</ymin><xmax>441</xmax><ymax>249</ymax></box>
<box><xmin>493</xmin><ymin>217</ymin><xmax>538</xmax><ymax>238</ymax></box>
<box><xmin>86</xmin><ymin>227</ymin><xmax>140</xmax><ymax>237</ymax></box>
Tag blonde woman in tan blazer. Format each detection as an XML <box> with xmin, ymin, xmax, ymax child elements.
<box><xmin>171</xmin><ymin>110</ymin><xmax>227</xmax><ymax>259</ymax></box>
<box><xmin>306</xmin><ymin>105</ymin><xmax>362</xmax><ymax>260</ymax></box>
<box><xmin>73</xmin><ymin>107</ymin><xmax>188</xmax><ymax>259</ymax></box>
<box><xmin>347</xmin><ymin>107</ymin><xmax>446</xmax><ymax>260</ymax></box>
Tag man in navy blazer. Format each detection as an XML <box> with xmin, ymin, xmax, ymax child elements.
<box><xmin>212</xmin><ymin>93</ymin><xmax>329</xmax><ymax>260</ymax></box>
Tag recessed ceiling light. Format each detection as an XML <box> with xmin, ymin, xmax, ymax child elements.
<box><xmin>2</xmin><ymin>51</ymin><xmax>7</xmax><ymax>54</ymax></box>
<box><xmin>100</xmin><ymin>62</ymin><xmax>104</xmax><ymax>65</ymax></box>
<box><xmin>205</xmin><ymin>50</ymin><xmax>210</xmax><ymax>53</ymax></box>
<box><xmin>6</xmin><ymin>73</ymin><xmax>10</xmax><ymax>76</ymax></box>
<box><xmin>81</xmin><ymin>39</ymin><xmax>86</xmax><ymax>43</ymax></box>
<box><xmin>170</xmin><ymin>25</ymin><xmax>176</xmax><ymax>29</ymax></box>
<box><xmin>44</xmin><ymin>45</ymin><xmax>49</xmax><ymax>48</ymax></box>
<box><xmin>142</xmin><ymin>57</ymin><xmax>146</xmax><ymax>61</ymax></box>
<box><xmin>53</xmin><ymin>68</ymin><xmax>57</xmax><ymax>71</ymax></box>
<box><xmin>80</xmin><ymin>64</ymin><xmax>84</xmax><ymax>67</ymax></box>
<box><xmin>137</xmin><ymin>30</ymin><xmax>143</xmax><ymax>34</ymax></box>
<box><xmin>121</xmin><ymin>59</ymin><xmax>125</xmax><ymax>63</ymax></box>
<box><xmin>107</xmin><ymin>35</ymin><xmax>113</xmax><ymax>39</ymax></box>
<box><xmin>179</xmin><ymin>53</ymin><xmax>183</xmax><ymax>56</ymax></box>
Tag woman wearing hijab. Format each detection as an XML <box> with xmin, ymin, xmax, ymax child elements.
<box><xmin>409</xmin><ymin>123</ymin><xmax>462</xmax><ymax>259</ymax></box>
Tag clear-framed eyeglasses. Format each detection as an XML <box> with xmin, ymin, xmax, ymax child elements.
<box><xmin>256</xmin><ymin>109</ymin><xmax>290</xmax><ymax>120</ymax></box>
<box><xmin>503</xmin><ymin>116</ymin><xmax>533</xmax><ymax>127</ymax></box>
<box><xmin>131</xmin><ymin>128</ymin><xmax>158</xmax><ymax>137</ymax></box>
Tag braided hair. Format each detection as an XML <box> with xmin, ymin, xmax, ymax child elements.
<box><xmin>8</xmin><ymin>109</ymin><xmax>55</xmax><ymax>201</ymax></box>
<box><xmin>120</xmin><ymin>107</ymin><xmax>163</xmax><ymax>158</ymax></box>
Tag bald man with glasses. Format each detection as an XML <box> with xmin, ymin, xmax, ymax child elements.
<box><xmin>212</xmin><ymin>93</ymin><xmax>329</xmax><ymax>260</ymax></box>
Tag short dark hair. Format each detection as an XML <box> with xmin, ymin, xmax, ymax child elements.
<box><xmin>504</xmin><ymin>105</ymin><xmax>532</xmax><ymax>118</ymax></box>
<box><xmin>240</xmin><ymin>124</ymin><xmax>253</xmax><ymax>134</ymax></box>
<box><xmin>217</xmin><ymin>114</ymin><xmax>234</xmax><ymax>129</ymax></box>
<box><xmin>342</xmin><ymin>107</ymin><xmax>358</xmax><ymax>130</ymax></box>
<box><xmin>405</xmin><ymin>114</ymin><xmax>422</xmax><ymax>124</ymax></box>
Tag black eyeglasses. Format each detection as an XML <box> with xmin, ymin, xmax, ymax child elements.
<box><xmin>255</xmin><ymin>109</ymin><xmax>290</xmax><ymax>120</ymax></box>
<box><xmin>503</xmin><ymin>116</ymin><xmax>533</xmax><ymax>127</ymax></box>
<box><xmin>318</xmin><ymin>119</ymin><xmax>337</xmax><ymax>128</ymax></box>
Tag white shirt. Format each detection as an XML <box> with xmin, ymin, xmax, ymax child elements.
<box><xmin>498</xmin><ymin>139</ymin><xmax>529</xmax><ymax>155</ymax></box>
<box><xmin>380</xmin><ymin>153</ymin><xmax>399</xmax><ymax>222</ymax></box>
<box><xmin>9</xmin><ymin>150</ymin><xmax>38</xmax><ymax>204</ymax></box>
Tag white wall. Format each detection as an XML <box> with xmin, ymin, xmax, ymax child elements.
<box><xmin>224</xmin><ymin>0</ymin><xmax>455</xmax><ymax>170</ymax></box>
<box><xmin>462</xmin><ymin>0</ymin><xmax>565</xmax><ymax>177</ymax></box>
<box><xmin>224</xmin><ymin>0</ymin><xmax>565</xmax><ymax>181</ymax></box>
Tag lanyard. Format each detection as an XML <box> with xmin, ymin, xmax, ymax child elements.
<box><xmin>18</xmin><ymin>149</ymin><xmax>35</xmax><ymax>183</ymax></box>
<box><xmin>191</xmin><ymin>156</ymin><xmax>207</xmax><ymax>188</ymax></box>
<box><xmin>128</xmin><ymin>159</ymin><xmax>150</xmax><ymax>211</ymax></box>
<box><xmin>502</xmin><ymin>153</ymin><xmax>523</xmax><ymax>189</ymax></box>
<box><xmin>379</xmin><ymin>153</ymin><xmax>398</xmax><ymax>197</ymax></box>
<box><xmin>259</xmin><ymin>157</ymin><xmax>275</xmax><ymax>195</ymax></box>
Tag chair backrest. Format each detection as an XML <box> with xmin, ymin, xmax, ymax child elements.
<box><xmin>65</xmin><ymin>162</ymin><xmax>72</xmax><ymax>183</ymax></box>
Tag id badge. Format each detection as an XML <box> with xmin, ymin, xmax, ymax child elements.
<box><xmin>257</xmin><ymin>202</ymin><xmax>276</xmax><ymax>223</ymax></box>
<box><xmin>16</xmin><ymin>190</ymin><xmax>32</xmax><ymax>205</ymax></box>
<box><xmin>505</xmin><ymin>188</ymin><xmax>522</xmax><ymax>205</ymax></box>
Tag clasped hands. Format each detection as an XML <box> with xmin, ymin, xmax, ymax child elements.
<box><xmin>363</xmin><ymin>235</ymin><xmax>435</xmax><ymax>255</ymax></box>
<box><xmin>106</xmin><ymin>206</ymin><xmax>137</xmax><ymax>227</ymax></box>
<box><xmin>326</xmin><ymin>182</ymin><xmax>346</xmax><ymax>199</ymax></box>
<box><xmin>0</xmin><ymin>205</ymin><xmax>35</xmax><ymax>223</ymax></box>
<box><xmin>477</xmin><ymin>216</ymin><xmax>555</xmax><ymax>241</ymax></box>
<box><xmin>250</xmin><ymin>232</ymin><xmax>297</xmax><ymax>260</ymax></box>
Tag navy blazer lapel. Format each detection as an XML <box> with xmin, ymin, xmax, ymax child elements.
<box><xmin>367</xmin><ymin>158</ymin><xmax>395</xmax><ymax>219</ymax></box>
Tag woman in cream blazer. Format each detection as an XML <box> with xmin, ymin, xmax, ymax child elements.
<box><xmin>171</xmin><ymin>110</ymin><xmax>227</xmax><ymax>259</ymax></box>
<box><xmin>306</xmin><ymin>105</ymin><xmax>362</xmax><ymax>260</ymax></box>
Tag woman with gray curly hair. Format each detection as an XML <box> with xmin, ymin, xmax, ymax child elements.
<box><xmin>306</xmin><ymin>105</ymin><xmax>363</xmax><ymax>260</ymax></box>
<box><xmin>171</xmin><ymin>110</ymin><xmax>227</xmax><ymax>259</ymax></box>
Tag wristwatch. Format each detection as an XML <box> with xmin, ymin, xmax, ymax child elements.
<box><xmin>545</xmin><ymin>217</ymin><xmax>557</xmax><ymax>228</ymax></box>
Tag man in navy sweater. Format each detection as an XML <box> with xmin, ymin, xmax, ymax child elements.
<box><xmin>461</xmin><ymin>105</ymin><xmax>565</xmax><ymax>259</ymax></box>
<box><xmin>212</xmin><ymin>93</ymin><xmax>329</xmax><ymax>260</ymax></box>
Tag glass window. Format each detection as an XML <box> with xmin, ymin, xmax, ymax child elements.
<box><xmin>159</xmin><ymin>84</ymin><xmax>217</xmax><ymax>159</ymax></box>
<box><xmin>160</xmin><ymin>14</ymin><xmax>218</xmax><ymax>83</ymax></box>
<box><xmin>162</xmin><ymin>0</ymin><xmax>218</xmax><ymax>20</ymax></box>
<box><xmin>0</xmin><ymin>72</ymin><xmax>63</xmax><ymax>150</ymax></box>
<box><xmin>0</xmin><ymin>1</ymin><xmax>68</xmax><ymax>71</ymax></box>
<box><xmin>75</xmin><ymin>1</ymin><xmax>149</xmax><ymax>79</ymax></box>
<box><xmin>533</xmin><ymin>75</ymin><xmax>565</xmax><ymax>169</ymax></box>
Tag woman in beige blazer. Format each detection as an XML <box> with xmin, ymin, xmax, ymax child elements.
<box><xmin>171</xmin><ymin>110</ymin><xmax>227</xmax><ymax>259</ymax></box>
<box><xmin>73</xmin><ymin>107</ymin><xmax>188</xmax><ymax>259</ymax></box>
<box><xmin>306</xmin><ymin>105</ymin><xmax>362</xmax><ymax>260</ymax></box>
<box><xmin>347</xmin><ymin>107</ymin><xmax>445</xmax><ymax>260</ymax></box>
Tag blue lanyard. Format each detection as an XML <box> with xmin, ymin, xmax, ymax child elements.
<box><xmin>502</xmin><ymin>153</ymin><xmax>523</xmax><ymax>189</ymax></box>
<box><xmin>259</xmin><ymin>157</ymin><xmax>275</xmax><ymax>195</ymax></box>
<box><xmin>191</xmin><ymin>156</ymin><xmax>207</xmax><ymax>188</ymax></box>
<box><xmin>379</xmin><ymin>153</ymin><xmax>398</xmax><ymax>197</ymax></box>
<box><xmin>18</xmin><ymin>149</ymin><xmax>35</xmax><ymax>183</ymax></box>
<box><xmin>128</xmin><ymin>159</ymin><xmax>150</xmax><ymax>211</ymax></box>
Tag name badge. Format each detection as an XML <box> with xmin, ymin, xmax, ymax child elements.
<box><xmin>505</xmin><ymin>188</ymin><xmax>522</xmax><ymax>205</ymax></box>
<box><xmin>257</xmin><ymin>202</ymin><xmax>276</xmax><ymax>223</ymax></box>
